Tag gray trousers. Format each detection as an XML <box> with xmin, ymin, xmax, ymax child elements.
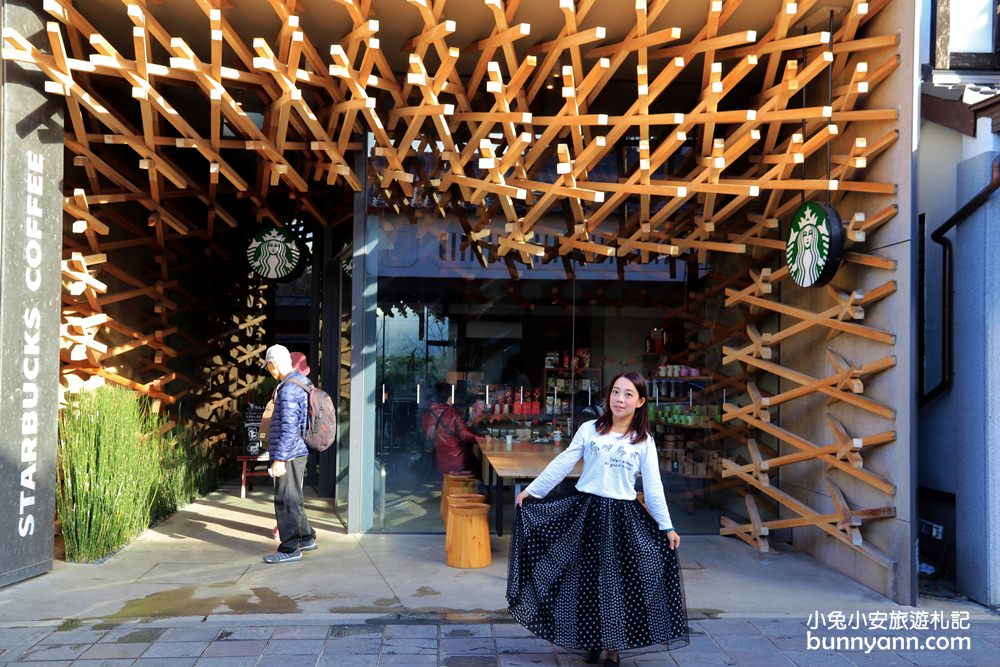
<box><xmin>273</xmin><ymin>455</ymin><xmax>315</xmax><ymax>553</ymax></box>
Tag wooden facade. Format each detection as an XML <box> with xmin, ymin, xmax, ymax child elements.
<box><xmin>2</xmin><ymin>0</ymin><xmax>909</xmax><ymax>594</ymax></box>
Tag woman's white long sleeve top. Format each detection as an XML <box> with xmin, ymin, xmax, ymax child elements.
<box><xmin>524</xmin><ymin>420</ymin><xmax>675</xmax><ymax>531</ymax></box>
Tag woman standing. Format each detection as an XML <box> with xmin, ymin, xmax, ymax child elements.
<box><xmin>508</xmin><ymin>371</ymin><xmax>689</xmax><ymax>665</ymax></box>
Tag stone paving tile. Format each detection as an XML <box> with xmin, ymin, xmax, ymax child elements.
<box><xmin>70</xmin><ymin>660</ymin><xmax>135</xmax><ymax>666</ymax></box>
<box><xmin>0</xmin><ymin>628</ymin><xmax>51</xmax><ymax>647</ymax></box>
<box><xmin>377</xmin><ymin>654</ymin><xmax>438</xmax><ymax>666</ymax></box>
<box><xmin>713</xmin><ymin>634</ymin><xmax>777</xmax><ymax>651</ymax></box>
<box><xmin>263</xmin><ymin>639</ymin><xmax>326</xmax><ymax>655</ymax></box>
<box><xmin>315</xmin><ymin>654</ymin><xmax>378</xmax><ymax>667</ymax></box>
<box><xmin>498</xmin><ymin>653</ymin><xmax>558</xmax><ymax>667</ymax></box>
<box><xmin>621</xmin><ymin>658</ymin><xmax>672</xmax><ymax>667</ymax></box>
<box><xmin>380</xmin><ymin>637</ymin><xmax>437</xmax><ymax>654</ymax></box>
<box><xmin>256</xmin><ymin>654</ymin><xmax>320</xmax><ymax>667</ymax></box>
<box><xmin>439</xmin><ymin>656</ymin><xmax>500</xmax><ymax>667</ymax></box>
<box><xmin>271</xmin><ymin>626</ymin><xmax>331</xmax><ymax>640</ymax></box>
<box><xmin>7</xmin><ymin>663</ymin><xmax>72</xmax><ymax>667</ymax></box>
<box><xmin>133</xmin><ymin>658</ymin><xmax>198</xmax><ymax>667</ymax></box>
<box><xmin>384</xmin><ymin>624</ymin><xmax>438</xmax><ymax>639</ymax></box>
<box><xmin>321</xmin><ymin>636</ymin><xmax>382</xmax><ymax>653</ymax></box>
<box><xmin>697</xmin><ymin>621</ymin><xmax>762</xmax><ymax>637</ymax></box>
<box><xmin>763</xmin><ymin>634</ymin><xmax>806</xmax><ymax>650</ymax></box>
<box><xmin>492</xmin><ymin>624</ymin><xmax>536</xmax><ymax>638</ymax></box>
<box><xmin>552</xmin><ymin>652</ymin><xmax>598</xmax><ymax>666</ymax></box>
<box><xmin>956</xmin><ymin>646</ymin><xmax>1000</xmax><ymax>667</ymax></box>
<box><xmin>156</xmin><ymin>628</ymin><xmax>220</xmax><ymax>643</ymax></box>
<box><xmin>671</xmin><ymin>650</ymin><xmax>735</xmax><ymax>667</ymax></box>
<box><xmin>724</xmin><ymin>649</ymin><xmax>797</xmax><ymax>667</ymax></box>
<box><xmin>327</xmin><ymin>625</ymin><xmax>382</xmax><ymax>639</ymax></box>
<box><xmin>443</xmin><ymin>624</ymin><xmax>495</xmax><ymax>639</ymax></box>
<box><xmin>214</xmin><ymin>627</ymin><xmax>272</xmax><ymax>641</ymax></box>
<box><xmin>969</xmin><ymin>622</ymin><xmax>1000</xmax><ymax>637</ymax></box>
<box><xmin>677</xmin><ymin>635</ymin><xmax>719</xmax><ymax>651</ymax></box>
<box><xmin>193</xmin><ymin>657</ymin><xmax>257</xmax><ymax>667</ymax></box>
<box><xmin>78</xmin><ymin>642</ymin><xmax>150</xmax><ymax>659</ymax></box>
<box><xmin>0</xmin><ymin>646</ymin><xmax>38</xmax><ymax>665</ymax></box>
<box><xmin>630</xmin><ymin>650</ymin><xmax>679</xmax><ymax>666</ymax></box>
<box><xmin>440</xmin><ymin>636</ymin><xmax>497</xmax><ymax>655</ymax></box>
<box><xmin>98</xmin><ymin>628</ymin><xmax>166</xmax><ymax>644</ymax></box>
<box><xmin>14</xmin><ymin>644</ymin><xmax>89</xmax><ymax>661</ymax></box>
<box><xmin>781</xmin><ymin>649</ymin><xmax>855</xmax><ymax>666</ymax></box>
<box><xmin>496</xmin><ymin>637</ymin><xmax>558</xmax><ymax>654</ymax></box>
<box><xmin>141</xmin><ymin>641</ymin><xmax>208</xmax><ymax>658</ymax></box>
<box><xmin>895</xmin><ymin>649</ymin><xmax>972</xmax><ymax>665</ymax></box>
<box><xmin>200</xmin><ymin>640</ymin><xmax>268</xmax><ymax>658</ymax></box>
<box><xmin>844</xmin><ymin>652</ymin><xmax>921</xmax><ymax>666</ymax></box>
<box><xmin>749</xmin><ymin>619</ymin><xmax>807</xmax><ymax>635</ymax></box>
<box><xmin>38</xmin><ymin>629</ymin><xmax>107</xmax><ymax>645</ymax></box>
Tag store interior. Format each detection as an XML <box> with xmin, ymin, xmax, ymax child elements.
<box><xmin>372</xmin><ymin>272</ymin><xmax>752</xmax><ymax>534</ymax></box>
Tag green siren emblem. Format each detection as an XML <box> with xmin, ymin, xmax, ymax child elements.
<box><xmin>247</xmin><ymin>226</ymin><xmax>300</xmax><ymax>279</ymax></box>
<box><xmin>786</xmin><ymin>201</ymin><xmax>843</xmax><ymax>288</ymax></box>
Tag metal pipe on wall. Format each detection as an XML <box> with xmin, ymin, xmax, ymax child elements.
<box><xmin>919</xmin><ymin>154</ymin><xmax>1000</xmax><ymax>406</ymax></box>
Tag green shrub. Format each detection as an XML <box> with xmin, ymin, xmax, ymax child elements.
<box><xmin>58</xmin><ymin>387</ymin><xmax>220</xmax><ymax>562</ymax></box>
<box><xmin>58</xmin><ymin>386</ymin><xmax>160</xmax><ymax>562</ymax></box>
<box><xmin>152</xmin><ymin>422</ymin><xmax>217</xmax><ymax>523</ymax></box>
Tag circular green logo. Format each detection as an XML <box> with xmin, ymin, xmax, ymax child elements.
<box><xmin>247</xmin><ymin>226</ymin><xmax>300</xmax><ymax>279</ymax></box>
<box><xmin>786</xmin><ymin>201</ymin><xmax>843</xmax><ymax>288</ymax></box>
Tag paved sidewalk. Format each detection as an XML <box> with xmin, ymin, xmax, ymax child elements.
<box><xmin>2</xmin><ymin>615</ymin><xmax>1000</xmax><ymax>667</ymax></box>
<box><xmin>1</xmin><ymin>486</ymin><xmax>997</xmax><ymax>666</ymax></box>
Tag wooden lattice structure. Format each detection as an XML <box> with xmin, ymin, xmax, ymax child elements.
<box><xmin>3</xmin><ymin>0</ymin><xmax>906</xmax><ymax>582</ymax></box>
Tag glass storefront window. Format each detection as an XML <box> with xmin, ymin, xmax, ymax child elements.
<box><xmin>358</xmin><ymin>155</ymin><xmax>773</xmax><ymax>535</ymax></box>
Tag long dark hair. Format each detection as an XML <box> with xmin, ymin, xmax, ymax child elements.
<box><xmin>593</xmin><ymin>371</ymin><xmax>650</xmax><ymax>444</ymax></box>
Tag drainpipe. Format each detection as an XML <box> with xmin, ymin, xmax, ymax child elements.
<box><xmin>919</xmin><ymin>154</ymin><xmax>1000</xmax><ymax>406</ymax></box>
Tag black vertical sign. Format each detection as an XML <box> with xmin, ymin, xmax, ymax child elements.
<box><xmin>1</xmin><ymin>2</ymin><xmax>64</xmax><ymax>586</ymax></box>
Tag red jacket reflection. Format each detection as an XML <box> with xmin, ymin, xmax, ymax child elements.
<box><xmin>422</xmin><ymin>402</ymin><xmax>479</xmax><ymax>474</ymax></box>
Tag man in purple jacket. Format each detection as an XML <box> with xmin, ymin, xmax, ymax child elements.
<box><xmin>261</xmin><ymin>344</ymin><xmax>317</xmax><ymax>563</ymax></box>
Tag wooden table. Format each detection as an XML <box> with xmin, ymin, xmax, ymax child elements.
<box><xmin>475</xmin><ymin>437</ymin><xmax>582</xmax><ymax>536</ymax></box>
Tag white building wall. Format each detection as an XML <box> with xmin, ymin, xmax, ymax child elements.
<box><xmin>918</xmin><ymin>112</ymin><xmax>1000</xmax><ymax>606</ymax></box>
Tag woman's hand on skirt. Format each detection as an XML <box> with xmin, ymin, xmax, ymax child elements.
<box><xmin>666</xmin><ymin>530</ymin><xmax>680</xmax><ymax>550</ymax></box>
<box><xmin>516</xmin><ymin>489</ymin><xmax>532</xmax><ymax>506</ymax></box>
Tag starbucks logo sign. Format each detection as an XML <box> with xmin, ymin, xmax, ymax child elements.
<box><xmin>786</xmin><ymin>201</ymin><xmax>844</xmax><ymax>288</ymax></box>
<box><xmin>247</xmin><ymin>226</ymin><xmax>301</xmax><ymax>279</ymax></box>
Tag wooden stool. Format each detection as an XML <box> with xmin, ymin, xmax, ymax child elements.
<box><xmin>447</xmin><ymin>503</ymin><xmax>491</xmax><ymax>569</ymax></box>
<box><xmin>236</xmin><ymin>453</ymin><xmax>270</xmax><ymax>498</ymax></box>
<box><xmin>445</xmin><ymin>493</ymin><xmax>485</xmax><ymax>553</ymax></box>
<box><xmin>442</xmin><ymin>479</ymin><xmax>478</xmax><ymax>524</ymax></box>
<box><xmin>440</xmin><ymin>471</ymin><xmax>475</xmax><ymax>519</ymax></box>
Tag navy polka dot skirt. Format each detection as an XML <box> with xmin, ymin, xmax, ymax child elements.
<box><xmin>507</xmin><ymin>492</ymin><xmax>690</xmax><ymax>652</ymax></box>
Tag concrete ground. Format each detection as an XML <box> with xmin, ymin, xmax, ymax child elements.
<box><xmin>0</xmin><ymin>483</ymin><xmax>997</xmax><ymax>666</ymax></box>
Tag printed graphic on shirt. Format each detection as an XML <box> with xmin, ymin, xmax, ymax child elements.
<box><xmin>586</xmin><ymin>439</ymin><xmax>640</xmax><ymax>472</ymax></box>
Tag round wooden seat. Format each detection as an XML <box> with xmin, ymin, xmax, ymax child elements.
<box><xmin>440</xmin><ymin>472</ymin><xmax>477</xmax><ymax>520</ymax></box>
<box><xmin>446</xmin><ymin>502</ymin><xmax>491</xmax><ymax>569</ymax></box>
<box><xmin>445</xmin><ymin>493</ymin><xmax>485</xmax><ymax>553</ymax></box>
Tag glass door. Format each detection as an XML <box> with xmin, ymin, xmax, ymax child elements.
<box><xmin>374</xmin><ymin>305</ymin><xmax>457</xmax><ymax>531</ymax></box>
